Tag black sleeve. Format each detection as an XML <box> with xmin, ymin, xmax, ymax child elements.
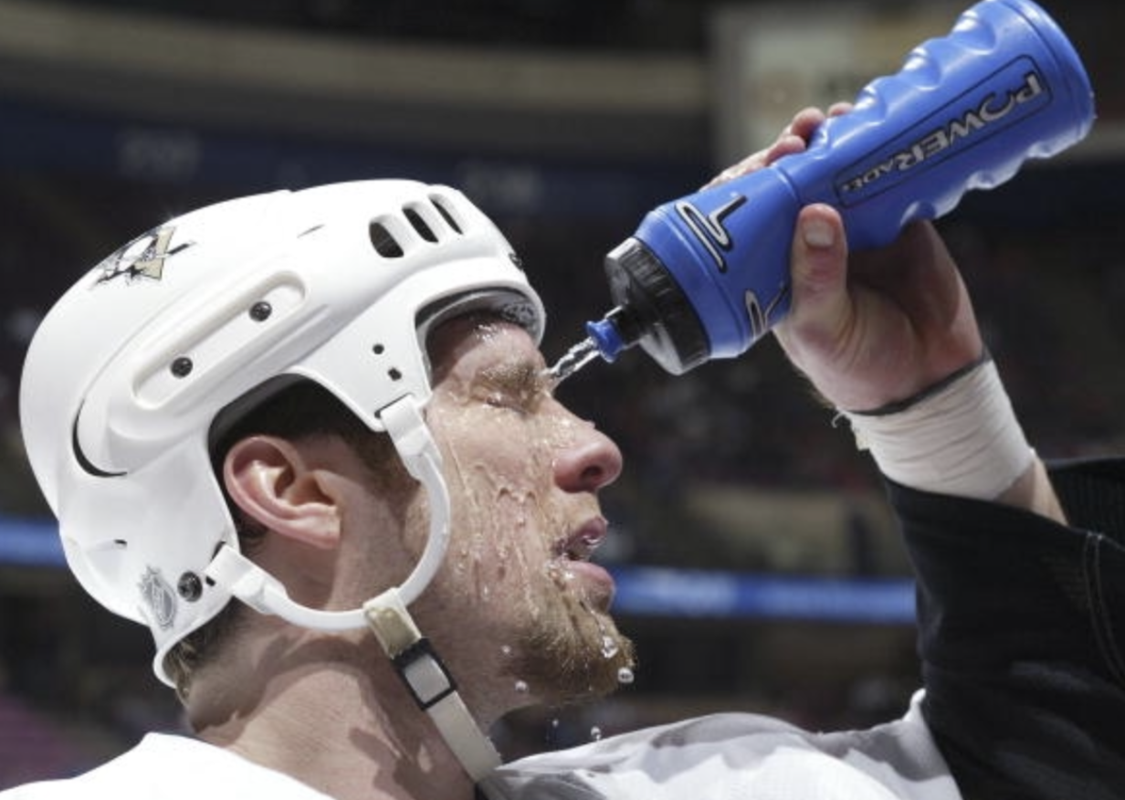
<box><xmin>887</xmin><ymin>458</ymin><xmax>1125</xmax><ymax>800</ymax></box>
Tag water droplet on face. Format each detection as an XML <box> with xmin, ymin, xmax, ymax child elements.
<box><xmin>617</xmin><ymin>667</ymin><xmax>634</xmax><ymax>685</ymax></box>
<box><xmin>590</xmin><ymin>726</ymin><xmax>602</xmax><ymax>741</ymax></box>
<box><xmin>514</xmin><ymin>680</ymin><xmax>529</xmax><ymax>694</ymax></box>
<box><xmin>545</xmin><ymin>558</ymin><xmax>578</xmax><ymax>590</ymax></box>
<box><xmin>601</xmin><ymin>634</ymin><xmax>620</xmax><ymax>659</ymax></box>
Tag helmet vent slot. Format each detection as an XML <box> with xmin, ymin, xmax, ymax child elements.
<box><xmin>430</xmin><ymin>195</ymin><xmax>463</xmax><ymax>233</ymax></box>
<box><xmin>369</xmin><ymin>222</ymin><xmax>404</xmax><ymax>258</ymax></box>
<box><xmin>403</xmin><ymin>207</ymin><xmax>437</xmax><ymax>243</ymax></box>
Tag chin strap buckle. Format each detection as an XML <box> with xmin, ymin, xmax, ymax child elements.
<box><xmin>393</xmin><ymin>637</ymin><xmax>458</xmax><ymax>711</ymax></box>
<box><xmin>364</xmin><ymin>588</ymin><xmax>501</xmax><ymax>782</ymax></box>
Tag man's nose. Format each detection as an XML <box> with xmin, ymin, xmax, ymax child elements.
<box><xmin>553</xmin><ymin>421</ymin><xmax>624</xmax><ymax>493</ymax></box>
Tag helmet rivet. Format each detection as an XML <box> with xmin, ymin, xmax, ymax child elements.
<box><xmin>170</xmin><ymin>357</ymin><xmax>193</xmax><ymax>378</ymax></box>
<box><xmin>177</xmin><ymin>572</ymin><xmax>203</xmax><ymax>601</ymax></box>
<box><xmin>249</xmin><ymin>301</ymin><xmax>272</xmax><ymax>322</ymax></box>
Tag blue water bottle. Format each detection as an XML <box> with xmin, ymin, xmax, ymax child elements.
<box><xmin>584</xmin><ymin>0</ymin><xmax>1095</xmax><ymax>375</ymax></box>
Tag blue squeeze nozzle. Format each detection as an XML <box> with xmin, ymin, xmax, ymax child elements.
<box><xmin>586</xmin><ymin>317</ymin><xmax>626</xmax><ymax>363</ymax></box>
<box><xmin>587</xmin><ymin>0</ymin><xmax>1095</xmax><ymax>375</ymax></box>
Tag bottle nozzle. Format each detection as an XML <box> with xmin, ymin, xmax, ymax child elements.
<box><xmin>586</xmin><ymin>306</ymin><xmax>644</xmax><ymax>363</ymax></box>
<box><xmin>546</xmin><ymin>307</ymin><xmax>645</xmax><ymax>385</ymax></box>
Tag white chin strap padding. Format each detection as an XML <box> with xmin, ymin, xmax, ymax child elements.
<box><xmin>364</xmin><ymin>587</ymin><xmax>502</xmax><ymax>782</ymax></box>
<box><xmin>204</xmin><ymin>396</ymin><xmax>500</xmax><ymax>781</ymax></box>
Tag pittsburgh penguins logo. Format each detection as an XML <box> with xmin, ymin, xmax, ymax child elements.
<box><xmin>95</xmin><ymin>226</ymin><xmax>194</xmax><ymax>285</ymax></box>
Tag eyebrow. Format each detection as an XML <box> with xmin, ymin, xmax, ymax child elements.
<box><xmin>479</xmin><ymin>359</ymin><xmax>552</xmax><ymax>399</ymax></box>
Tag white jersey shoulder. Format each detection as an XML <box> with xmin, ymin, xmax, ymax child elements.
<box><xmin>0</xmin><ymin>733</ymin><xmax>331</xmax><ymax>800</ymax></box>
<box><xmin>483</xmin><ymin>691</ymin><xmax>961</xmax><ymax>800</ymax></box>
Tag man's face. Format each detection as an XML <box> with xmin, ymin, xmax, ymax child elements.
<box><xmin>419</xmin><ymin>314</ymin><xmax>634</xmax><ymax>712</ymax></box>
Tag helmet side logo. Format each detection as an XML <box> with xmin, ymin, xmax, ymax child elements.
<box><xmin>95</xmin><ymin>226</ymin><xmax>195</xmax><ymax>286</ymax></box>
<box><xmin>139</xmin><ymin>567</ymin><xmax>178</xmax><ymax>630</ymax></box>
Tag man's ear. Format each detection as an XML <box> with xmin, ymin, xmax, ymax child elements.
<box><xmin>223</xmin><ymin>435</ymin><xmax>341</xmax><ymax>550</ymax></box>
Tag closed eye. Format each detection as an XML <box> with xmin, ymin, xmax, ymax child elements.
<box><xmin>478</xmin><ymin>360</ymin><xmax>551</xmax><ymax>413</ymax></box>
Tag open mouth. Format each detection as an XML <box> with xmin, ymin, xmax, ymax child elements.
<box><xmin>554</xmin><ymin>519</ymin><xmax>607</xmax><ymax>562</ymax></box>
<box><xmin>548</xmin><ymin>518</ymin><xmax>616</xmax><ymax>607</ymax></box>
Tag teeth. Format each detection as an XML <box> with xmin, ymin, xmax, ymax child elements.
<box><xmin>556</xmin><ymin>527</ymin><xmax>603</xmax><ymax>562</ymax></box>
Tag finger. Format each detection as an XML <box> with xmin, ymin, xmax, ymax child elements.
<box><xmin>762</xmin><ymin>133</ymin><xmax>807</xmax><ymax>167</ymax></box>
<box><xmin>780</xmin><ymin>204</ymin><xmax>851</xmax><ymax>347</ymax></box>
<box><xmin>707</xmin><ymin>106</ymin><xmax>834</xmax><ymax>188</ymax></box>
<box><xmin>705</xmin><ymin>150</ymin><xmax>768</xmax><ymax>187</ymax></box>
<box><xmin>827</xmin><ymin>101</ymin><xmax>854</xmax><ymax>118</ymax></box>
<box><xmin>784</xmin><ymin>107</ymin><xmax>827</xmax><ymax>140</ymax></box>
<box><xmin>704</xmin><ymin>134</ymin><xmax>805</xmax><ymax>188</ymax></box>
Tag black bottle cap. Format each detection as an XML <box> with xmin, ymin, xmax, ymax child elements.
<box><xmin>603</xmin><ymin>238</ymin><xmax>710</xmax><ymax>375</ymax></box>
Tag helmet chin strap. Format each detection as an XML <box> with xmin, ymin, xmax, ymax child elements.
<box><xmin>205</xmin><ymin>395</ymin><xmax>501</xmax><ymax>782</ymax></box>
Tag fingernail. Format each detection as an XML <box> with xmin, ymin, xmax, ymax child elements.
<box><xmin>802</xmin><ymin>217</ymin><xmax>835</xmax><ymax>249</ymax></box>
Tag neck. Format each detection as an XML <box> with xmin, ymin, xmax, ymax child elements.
<box><xmin>190</xmin><ymin>627</ymin><xmax>481</xmax><ymax>800</ymax></box>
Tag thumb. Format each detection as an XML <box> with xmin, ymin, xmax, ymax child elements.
<box><xmin>782</xmin><ymin>204</ymin><xmax>851</xmax><ymax>348</ymax></box>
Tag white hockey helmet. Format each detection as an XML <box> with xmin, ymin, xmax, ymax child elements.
<box><xmin>20</xmin><ymin>180</ymin><xmax>544</xmax><ymax>686</ymax></box>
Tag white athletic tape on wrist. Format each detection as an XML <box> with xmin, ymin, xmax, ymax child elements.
<box><xmin>839</xmin><ymin>359</ymin><xmax>1033</xmax><ymax>499</ymax></box>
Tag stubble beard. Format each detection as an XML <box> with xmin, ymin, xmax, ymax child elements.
<box><xmin>504</xmin><ymin>577</ymin><xmax>636</xmax><ymax>707</ymax></box>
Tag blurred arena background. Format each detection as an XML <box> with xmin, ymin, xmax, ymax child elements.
<box><xmin>1</xmin><ymin>0</ymin><xmax>1124</xmax><ymax>785</ymax></box>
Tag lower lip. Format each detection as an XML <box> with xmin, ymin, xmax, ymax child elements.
<box><xmin>565</xmin><ymin>560</ymin><xmax>616</xmax><ymax>607</ymax></box>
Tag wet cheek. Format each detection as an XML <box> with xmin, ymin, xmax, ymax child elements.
<box><xmin>446</xmin><ymin>468</ymin><xmax>566</xmax><ymax>617</ymax></box>
<box><xmin>432</xmin><ymin>400</ymin><xmax>572</xmax><ymax>480</ymax></box>
<box><xmin>432</xmin><ymin>411</ymin><xmax>567</xmax><ymax>608</ymax></box>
